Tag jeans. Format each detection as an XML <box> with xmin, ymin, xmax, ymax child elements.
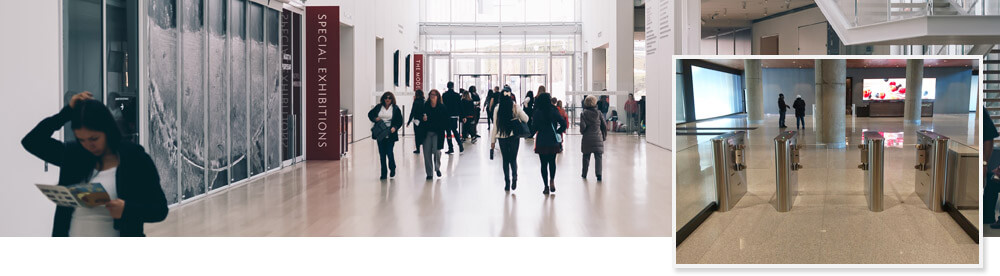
<box><xmin>795</xmin><ymin>116</ymin><xmax>805</xmax><ymax>129</ymax></box>
<box><xmin>583</xmin><ymin>152</ymin><xmax>603</xmax><ymax>177</ymax></box>
<box><xmin>779</xmin><ymin>111</ymin><xmax>787</xmax><ymax>127</ymax></box>
<box><xmin>377</xmin><ymin>139</ymin><xmax>396</xmax><ymax>176</ymax></box>
<box><xmin>422</xmin><ymin>132</ymin><xmax>442</xmax><ymax>177</ymax></box>
<box><xmin>499</xmin><ymin>137</ymin><xmax>520</xmax><ymax>182</ymax></box>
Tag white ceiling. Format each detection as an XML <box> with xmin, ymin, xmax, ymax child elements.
<box><xmin>701</xmin><ymin>0</ymin><xmax>815</xmax><ymax>36</ymax></box>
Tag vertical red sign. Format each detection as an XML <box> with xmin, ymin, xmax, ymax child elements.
<box><xmin>413</xmin><ymin>54</ymin><xmax>424</xmax><ymax>91</ymax></box>
<box><xmin>306</xmin><ymin>6</ymin><xmax>340</xmax><ymax>160</ymax></box>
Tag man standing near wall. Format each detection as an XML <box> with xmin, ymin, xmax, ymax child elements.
<box><xmin>777</xmin><ymin>94</ymin><xmax>790</xmax><ymax>128</ymax></box>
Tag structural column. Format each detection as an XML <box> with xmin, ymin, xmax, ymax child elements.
<box><xmin>904</xmin><ymin>59</ymin><xmax>924</xmax><ymax>124</ymax></box>
<box><xmin>814</xmin><ymin>59</ymin><xmax>846</xmax><ymax>148</ymax></box>
<box><xmin>744</xmin><ymin>59</ymin><xmax>764</xmax><ymax>124</ymax></box>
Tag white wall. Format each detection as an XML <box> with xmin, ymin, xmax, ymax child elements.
<box><xmin>307</xmin><ymin>0</ymin><xmax>419</xmax><ymax>141</ymax></box>
<box><xmin>582</xmin><ymin>0</ymin><xmax>633</xmax><ymax>118</ymax></box>
<box><xmin>750</xmin><ymin>7</ymin><xmax>827</xmax><ymax>55</ymax></box>
<box><xmin>0</xmin><ymin>0</ymin><xmax>61</xmax><ymax>236</ymax></box>
<box><xmin>644</xmin><ymin>0</ymin><xmax>696</xmax><ymax>149</ymax></box>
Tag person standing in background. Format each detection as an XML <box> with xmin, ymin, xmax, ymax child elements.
<box><xmin>793</xmin><ymin>95</ymin><xmax>806</xmax><ymax>129</ymax></box>
<box><xmin>777</xmin><ymin>94</ymin><xmax>790</xmax><ymax>128</ymax></box>
<box><xmin>624</xmin><ymin>94</ymin><xmax>639</xmax><ymax>133</ymax></box>
<box><xmin>407</xmin><ymin>89</ymin><xmax>426</xmax><ymax>154</ymax></box>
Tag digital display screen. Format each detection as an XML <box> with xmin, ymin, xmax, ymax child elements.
<box><xmin>862</xmin><ymin>78</ymin><xmax>935</xmax><ymax>100</ymax></box>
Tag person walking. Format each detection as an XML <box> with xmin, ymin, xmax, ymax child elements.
<box><xmin>624</xmin><ymin>93</ymin><xmax>639</xmax><ymax>133</ymax></box>
<box><xmin>777</xmin><ymin>93</ymin><xmax>790</xmax><ymax>128</ymax></box>
<box><xmin>531</xmin><ymin>92</ymin><xmax>568</xmax><ymax>194</ymax></box>
<box><xmin>580</xmin><ymin>96</ymin><xmax>608</xmax><ymax>181</ymax></box>
<box><xmin>984</xmin><ymin>106</ymin><xmax>1000</xmax><ymax>229</ymax></box>
<box><xmin>486</xmin><ymin>86</ymin><xmax>501</xmax><ymax>129</ymax></box>
<box><xmin>490</xmin><ymin>91</ymin><xmax>529</xmax><ymax>191</ymax></box>
<box><xmin>793</xmin><ymin>95</ymin><xmax>806</xmax><ymax>129</ymax></box>
<box><xmin>523</xmin><ymin>90</ymin><xmax>535</xmax><ymax>135</ymax></box>
<box><xmin>368</xmin><ymin>92</ymin><xmax>403</xmax><ymax>180</ymax></box>
<box><xmin>442</xmin><ymin>82</ymin><xmax>464</xmax><ymax>153</ymax></box>
<box><xmin>421</xmin><ymin>90</ymin><xmax>449</xmax><ymax>179</ymax></box>
<box><xmin>21</xmin><ymin>91</ymin><xmax>168</xmax><ymax>237</ymax></box>
<box><xmin>460</xmin><ymin>90</ymin><xmax>480</xmax><ymax>143</ymax></box>
<box><xmin>407</xmin><ymin>89</ymin><xmax>426</xmax><ymax>154</ymax></box>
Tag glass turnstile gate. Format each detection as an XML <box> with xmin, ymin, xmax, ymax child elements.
<box><xmin>712</xmin><ymin>131</ymin><xmax>748</xmax><ymax>212</ymax></box>
<box><xmin>774</xmin><ymin>131</ymin><xmax>802</xmax><ymax>212</ymax></box>
<box><xmin>915</xmin><ymin>130</ymin><xmax>949</xmax><ymax>212</ymax></box>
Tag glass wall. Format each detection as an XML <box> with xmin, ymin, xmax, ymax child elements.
<box><xmin>420</xmin><ymin>0</ymin><xmax>579</xmax><ymax>23</ymax></box>
<box><xmin>63</xmin><ymin>0</ymin><xmax>105</xmax><ymax>142</ymax></box>
<box><xmin>146</xmin><ymin>0</ymin><xmax>282</xmax><ymax>204</ymax></box>
<box><xmin>691</xmin><ymin>65</ymin><xmax>744</xmax><ymax>120</ymax></box>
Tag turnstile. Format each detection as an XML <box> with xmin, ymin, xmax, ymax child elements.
<box><xmin>712</xmin><ymin>131</ymin><xmax>748</xmax><ymax>212</ymax></box>
<box><xmin>773</xmin><ymin>131</ymin><xmax>802</xmax><ymax>212</ymax></box>
<box><xmin>858</xmin><ymin>131</ymin><xmax>885</xmax><ymax>212</ymax></box>
<box><xmin>914</xmin><ymin>130</ymin><xmax>949</xmax><ymax>212</ymax></box>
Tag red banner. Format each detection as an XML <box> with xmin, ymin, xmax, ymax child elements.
<box><xmin>305</xmin><ymin>6</ymin><xmax>340</xmax><ymax>160</ymax></box>
<box><xmin>413</xmin><ymin>54</ymin><xmax>424</xmax><ymax>91</ymax></box>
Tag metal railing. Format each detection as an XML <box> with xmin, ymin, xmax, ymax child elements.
<box><xmin>833</xmin><ymin>0</ymin><xmax>999</xmax><ymax>27</ymax></box>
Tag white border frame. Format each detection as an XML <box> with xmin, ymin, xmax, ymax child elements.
<box><xmin>671</xmin><ymin>54</ymin><xmax>985</xmax><ymax>268</ymax></box>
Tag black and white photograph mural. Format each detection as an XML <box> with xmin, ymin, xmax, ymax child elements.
<box><xmin>148</xmin><ymin>0</ymin><xmax>180</xmax><ymax>204</ymax></box>
<box><xmin>147</xmin><ymin>0</ymin><xmax>282</xmax><ymax>205</ymax></box>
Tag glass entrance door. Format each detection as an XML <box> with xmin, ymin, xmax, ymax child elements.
<box><xmin>504</xmin><ymin>74</ymin><xmax>548</xmax><ymax>104</ymax></box>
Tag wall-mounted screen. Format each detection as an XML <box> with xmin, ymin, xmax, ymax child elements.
<box><xmin>862</xmin><ymin>78</ymin><xmax>936</xmax><ymax>100</ymax></box>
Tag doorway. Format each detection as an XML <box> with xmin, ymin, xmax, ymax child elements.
<box><xmin>504</xmin><ymin>74</ymin><xmax>548</xmax><ymax>103</ymax></box>
<box><xmin>760</xmin><ymin>35</ymin><xmax>779</xmax><ymax>55</ymax></box>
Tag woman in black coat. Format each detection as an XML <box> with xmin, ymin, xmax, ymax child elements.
<box><xmin>531</xmin><ymin>92</ymin><xmax>568</xmax><ymax>194</ymax></box>
<box><xmin>460</xmin><ymin>90</ymin><xmax>480</xmax><ymax>142</ymax></box>
<box><xmin>368</xmin><ymin>91</ymin><xmax>404</xmax><ymax>179</ymax></box>
<box><xmin>421</xmin><ymin>89</ymin><xmax>450</xmax><ymax>179</ymax></box>
<box><xmin>407</xmin><ymin>90</ymin><xmax>426</xmax><ymax>154</ymax></box>
<box><xmin>21</xmin><ymin>92</ymin><xmax>168</xmax><ymax>237</ymax></box>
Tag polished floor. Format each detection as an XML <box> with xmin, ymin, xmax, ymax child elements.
<box><xmin>676</xmin><ymin>114</ymin><xmax>979</xmax><ymax>264</ymax></box>
<box><xmin>145</xmin><ymin>124</ymin><xmax>670</xmax><ymax>237</ymax></box>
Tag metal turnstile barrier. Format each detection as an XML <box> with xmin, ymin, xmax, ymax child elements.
<box><xmin>914</xmin><ymin>130</ymin><xmax>949</xmax><ymax>212</ymax></box>
<box><xmin>773</xmin><ymin>131</ymin><xmax>802</xmax><ymax>212</ymax></box>
<box><xmin>858</xmin><ymin>131</ymin><xmax>885</xmax><ymax>212</ymax></box>
<box><xmin>712</xmin><ymin>131</ymin><xmax>748</xmax><ymax>212</ymax></box>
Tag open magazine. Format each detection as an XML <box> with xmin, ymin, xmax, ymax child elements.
<box><xmin>35</xmin><ymin>182</ymin><xmax>111</xmax><ymax>208</ymax></box>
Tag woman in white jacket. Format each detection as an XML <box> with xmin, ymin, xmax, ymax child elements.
<box><xmin>490</xmin><ymin>90</ymin><xmax>529</xmax><ymax>191</ymax></box>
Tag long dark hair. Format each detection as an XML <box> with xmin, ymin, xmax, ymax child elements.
<box><xmin>427</xmin><ymin>89</ymin><xmax>443</xmax><ymax>107</ymax></box>
<box><xmin>414</xmin><ymin>89</ymin><xmax>425</xmax><ymax>101</ymax></box>
<box><xmin>534</xmin><ymin>92</ymin><xmax>553</xmax><ymax>112</ymax></box>
<box><xmin>496</xmin><ymin>93</ymin><xmax>514</xmax><ymax>136</ymax></box>
<box><xmin>72</xmin><ymin>99</ymin><xmax>123</xmax><ymax>172</ymax></box>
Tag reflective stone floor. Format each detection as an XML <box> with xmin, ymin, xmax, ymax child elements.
<box><xmin>145</xmin><ymin>124</ymin><xmax>670</xmax><ymax>237</ymax></box>
<box><xmin>676</xmin><ymin>114</ymin><xmax>979</xmax><ymax>264</ymax></box>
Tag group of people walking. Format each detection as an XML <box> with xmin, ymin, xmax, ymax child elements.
<box><xmin>368</xmin><ymin>82</ymin><xmax>608</xmax><ymax>194</ymax></box>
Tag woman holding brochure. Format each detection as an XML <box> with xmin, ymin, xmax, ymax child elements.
<box><xmin>22</xmin><ymin>91</ymin><xmax>168</xmax><ymax>237</ymax></box>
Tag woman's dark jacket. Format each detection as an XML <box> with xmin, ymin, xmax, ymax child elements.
<box><xmin>21</xmin><ymin>105</ymin><xmax>169</xmax><ymax>237</ymax></box>
<box><xmin>461</xmin><ymin>99</ymin><xmax>478</xmax><ymax>121</ymax></box>
<box><xmin>367</xmin><ymin>104</ymin><xmax>404</xmax><ymax>142</ymax></box>
<box><xmin>532</xmin><ymin>106</ymin><xmax>568</xmax><ymax>148</ymax></box>
<box><xmin>422</xmin><ymin>102</ymin><xmax>450</xmax><ymax>150</ymax></box>
<box><xmin>793</xmin><ymin>98</ymin><xmax>806</xmax><ymax>117</ymax></box>
<box><xmin>408</xmin><ymin>98</ymin><xmax>427</xmax><ymax>143</ymax></box>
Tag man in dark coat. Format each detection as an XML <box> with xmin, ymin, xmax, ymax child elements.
<box><xmin>792</xmin><ymin>95</ymin><xmax>806</xmax><ymax>129</ymax></box>
<box><xmin>777</xmin><ymin>94</ymin><xmax>790</xmax><ymax>128</ymax></box>
<box><xmin>442</xmin><ymin>81</ymin><xmax>464</xmax><ymax>153</ymax></box>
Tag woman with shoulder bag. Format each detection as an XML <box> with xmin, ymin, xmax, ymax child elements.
<box><xmin>531</xmin><ymin>93</ymin><xmax>567</xmax><ymax>194</ymax></box>
<box><xmin>368</xmin><ymin>91</ymin><xmax>403</xmax><ymax>179</ymax></box>
<box><xmin>21</xmin><ymin>91</ymin><xmax>168</xmax><ymax>237</ymax></box>
<box><xmin>490</xmin><ymin>91</ymin><xmax>529</xmax><ymax>191</ymax></box>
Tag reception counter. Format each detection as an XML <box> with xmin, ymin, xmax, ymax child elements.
<box><xmin>865</xmin><ymin>100</ymin><xmax>934</xmax><ymax>117</ymax></box>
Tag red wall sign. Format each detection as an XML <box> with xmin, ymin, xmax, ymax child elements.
<box><xmin>305</xmin><ymin>6</ymin><xmax>340</xmax><ymax>160</ymax></box>
<box><xmin>413</xmin><ymin>54</ymin><xmax>424</xmax><ymax>91</ymax></box>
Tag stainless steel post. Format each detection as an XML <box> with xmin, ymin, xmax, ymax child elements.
<box><xmin>774</xmin><ymin>131</ymin><xmax>802</xmax><ymax>212</ymax></box>
<box><xmin>858</xmin><ymin>131</ymin><xmax>885</xmax><ymax>212</ymax></box>
<box><xmin>712</xmin><ymin>131</ymin><xmax>748</xmax><ymax>212</ymax></box>
<box><xmin>914</xmin><ymin>130</ymin><xmax>949</xmax><ymax>212</ymax></box>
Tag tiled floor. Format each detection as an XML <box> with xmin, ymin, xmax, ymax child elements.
<box><xmin>676</xmin><ymin>114</ymin><xmax>979</xmax><ymax>264</ymax></box>
<box><xmin>144</xmin><ymin>124</ymin><xmax>671</xmax><ymax>237</ymax></box>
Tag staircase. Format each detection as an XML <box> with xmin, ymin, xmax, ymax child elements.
<box><xmin>987</xmin><ymin>45</ymin><xmax>1000</xmax><ymax>140</ymax></box>
<box><xmin>817</xmin><ymin>0</ymin><xmax>1000</xmax><ymax>45</ymax></box>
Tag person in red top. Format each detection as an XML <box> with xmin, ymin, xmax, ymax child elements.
<box><xmin>624</xmin><ymin>93</ymin><xmax>639</xmax><ymax>133</ymax></box>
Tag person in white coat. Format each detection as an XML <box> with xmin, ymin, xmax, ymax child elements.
<box><xmin>490</xmin><ymin>90</ymin><xmax>529</xmax><ymax>191</ymax></box>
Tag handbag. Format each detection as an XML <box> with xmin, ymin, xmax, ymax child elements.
<box><xmin>371</xmin><ymin>122</ymin><xmax>390</xmax><ymax>141</ymax></box>
<box><xmin>508</xmin><ymin>118</ymin><xmax>531</xmax><ymax>138</ymax></box>
<box><xmin>551</xmin><ymin>121</ymin><xmax>562</xmax><ymax>144</ymax></box>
